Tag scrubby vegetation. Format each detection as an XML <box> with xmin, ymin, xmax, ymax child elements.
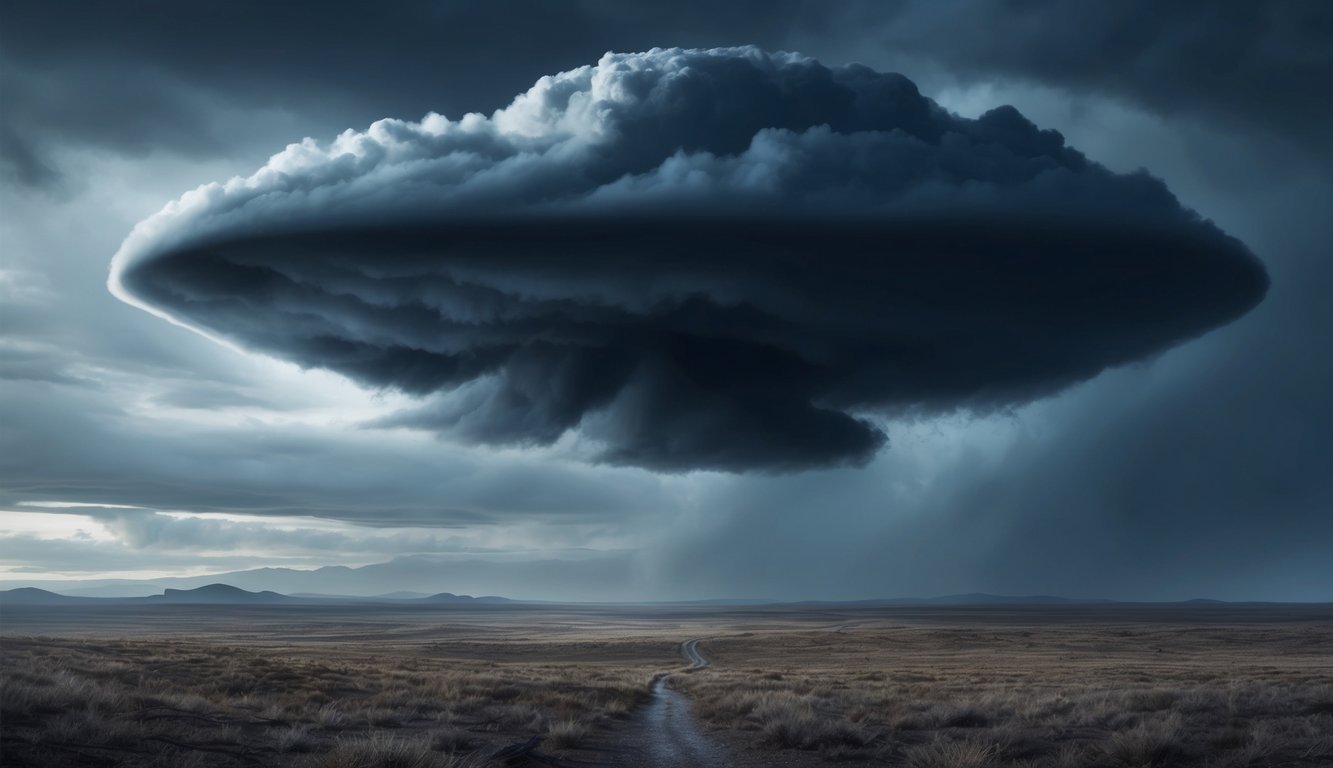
<box><xmin>0</xmin><ymin>635</ymin><xmax>651</xmax><ymax>767</ymax></box>
<box><xmin>3</xmin><ymin>606</ymin><xmax>1332</xmax><ymax>766</ymax></box>
<box><xmin>673</xmin><ymin>623</ymin><xmax>1333</xmax><ymax>765</ymax></box>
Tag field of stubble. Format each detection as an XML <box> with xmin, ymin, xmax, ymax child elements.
<box><xmin>1</xmin><ymin>603</ymin><xmax>1331</xmax><ymax>767</ymax></box>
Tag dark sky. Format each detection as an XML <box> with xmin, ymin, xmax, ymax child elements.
<box><xmin>1</xmin><ymin>1</ymin><xmax>1329</xmax><ymax>600</ymax></box>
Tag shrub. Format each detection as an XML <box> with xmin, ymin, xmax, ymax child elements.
<box><xmin>546</xmin><ymin>718</ymin><xmax>588</xmax><ymax>748</ymax></box>
<box><xmin>902</xmin><ymin>737</ymin><xmax>998</xmax><ymax>768</ymax></box>
<box><xmin>311</xmin><ymin>734</ymin><xmax>438</xmax><ymax>768</ymax></box>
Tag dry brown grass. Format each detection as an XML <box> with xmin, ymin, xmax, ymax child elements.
<box><xmin>673</xmin><ymin>622</ymin><xmax>1333</xmax><ymax>765</ymax></box>
<box><xmin>310</xmin><ymin>732</ymin><xmax>494</xmax><ymax>768</ymax></box>
<box><xmin>545</xmin><ymin>718</ymin><xmax>589</xmax><ymax>748</ymax></box>
<box><xmin>0</xmin><ymin>634</ymin><xmax>652</xmax><ymax>767</ymax></box>
<box><xmin>3</xmin><ymin>603</ymin><xmax>1332</xmax><ymax>766</ymax></box>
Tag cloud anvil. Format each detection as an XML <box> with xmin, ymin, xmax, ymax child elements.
<box><xmin>109</xmin><ymin>47</ymin><xmax>1268</xmax><ymax>471</ymax></box>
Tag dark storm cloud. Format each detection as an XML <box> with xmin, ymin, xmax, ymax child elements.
<box><xmin>111</xmin><ymin>48</ymin><xmax>1267</xmax><ymax>472</ymax></box>
<box><xmin>10</xmin><ymin>0</ymin><xmax>1323</xmax><ymax>184</ymax></box>
<box><xmin>0</xmin><ymin>0</ymin><xmax>813</xmax><ymax>188</ymax></box>
<box><xmin>861</xmin><ymin>1</ymin><xmax>1333</xmax><ymax>156</ymax></box>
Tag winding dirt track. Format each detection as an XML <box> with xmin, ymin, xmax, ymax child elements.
<box><xmin>614</xmin><ymin>639</ymin><xmax>729</xmax><ymax>767</ymax></box>
<box><xmin>680</xmin><ymin>638</ymin><xmax>710</xmax><ymax>669</ymax></box>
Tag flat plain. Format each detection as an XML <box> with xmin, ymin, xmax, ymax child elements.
<box><xmin>2</xmin><ymin>602</ymin><xmax>1332</xmax><ymax>766</ymax></box>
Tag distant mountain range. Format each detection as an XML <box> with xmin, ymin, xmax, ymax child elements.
<box><xmin>1</xmin><ymin>587</ymin><xmax>105</xmax><ymax>606</ymax></box>
<box><xmin>0</xmin><ymin>583</ymin><xmax>513</xmax><ymax>606</ymax></box>
<box><xmin>159</xmin><ymin>584</ymin><xmax>290</xmax><ymax>603</ymax></box>
<box><xmin>0</xmin><ymin>583</ymin><xmax>1301</xmax><ymax>608</ymax></box>
<box><xmin>0</xmin><ymin>554</ymin><xmax>632</xmax><ymax>599</ymax></box>
<box><xmin>1</xmin><ymin>554</ymin><xmax>1314</xmax><ymax>607</ymax></box>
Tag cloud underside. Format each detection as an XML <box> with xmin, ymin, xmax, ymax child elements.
<box><xmin>117</xmin><ymin>216</ymin><xmax>1264</xmax><ymax>471</ymax></box>
<box><xmin>111</xmin><ymin>47</ymin><xmax>1267</xmax><ymax>471</ymax></box>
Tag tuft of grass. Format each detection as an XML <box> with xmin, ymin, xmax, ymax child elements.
<box><xmin>1101</xmin><ymin>717</ymin><xmax>1189</xmax><ymax>767</ymax></box>
<box><xmin>940</xmin><ymin>704</ymin><xmax>990</xmax><ymax>728</ymax></box>
<box><xmin>753</xmin><ymin>697</ymin><xmax>873</xmax><ymax>752</ymax></box>
<box><xmin>546</xmin><ymin>718</ymin><xmax>588</xmax><ymax>748</ymax></box>
<box><xmin>276</xmin><ymin>724</ymin><xmax>316</xmax><ymax>753</ymax></box>
<box><xmin>315</xmin><ymin>703</ymin><xmax>349</xmax><ymax>729</ymax></box>
<box><xmin>311</xmin><ymin>734</ymin><xmax>440</xmax><ymax>768</ymax></box>
<box><xmin>429</xmin><ymin>725</ymin><xmax>475</xmax><ymax>753</ymax></box>
<box><xmin>902</xmin><ymin>737</ymin><xmax>999</xmax><ymax>768</ymax></box>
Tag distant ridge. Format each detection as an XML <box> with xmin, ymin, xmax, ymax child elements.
<box><xmin>0</xmin><ymin>584</ymin><xmax>513</xmax><ymax>606</ymax></box>
<box><xmin>0</xmin><ymin>585</ymin><xmax>1318</xmax><ymax>608</ymax></box>
<box><xmin>0</xmin><ymin>554</ymin><xmax>619</xmax><ymax>598</ymax></box>
<box><xmin>153</xmin><ymin>583</ymin><xmax>292</xmax><ymax>604</ymax></box>
<box><xmin>0</xmin><ymin>587</ymin><xmax>100</xmax><ymax>605</ymax></box>
<box><xmin>281</xmin><ymin>591</ymin><xmax>513</xmax><ymax>604</ymax></box>
<box><xmin>289</xmin><ymin>591</ymin><xmax>430</xmax><ymax>600</ymax></box>
<box><xmin>11</xmin><ymin>554</ymin><xmax>1318</xmax><ymax>604</ymax></box>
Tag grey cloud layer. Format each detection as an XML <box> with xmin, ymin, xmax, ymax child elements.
<box><xmin>0</xmin><ymin>0</ymin><xmax>808</xmax><ymax>189</ymax></box>
<box><xmin>0</xmin><ymin>381</ymin><xmax>669</xmax><ymax>528</ymax></box>
<box><xmin>8</xmin><ymin>1</ymin><xmax>1327</xmax><ymax>191</ymax></box>
<box><xmin>863</xmin><ymin>1</ymin><xmax>1333</xmax><ymax>160</ymax></box>
<box><xmin>111</xmin><ymin>47</ymin><xmax>1267</xmax><ymax>471</ymax></box>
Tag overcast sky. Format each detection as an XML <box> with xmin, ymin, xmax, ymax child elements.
<box><xmin>2</xmin><ymin>1</ymin><xmax>1330</xmax><ymax>601</ymax></box>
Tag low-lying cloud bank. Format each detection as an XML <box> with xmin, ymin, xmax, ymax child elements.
<box><xmin>110</xmin><ymin>47</ymin><xmax>1267</xmax><ymax>472</ymax></box>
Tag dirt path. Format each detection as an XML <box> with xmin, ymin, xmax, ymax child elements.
<box><xmin>604</xmin><ymin>639</ymin><xmax>730</xmax><ymax>767</ymax></box>
<box><xmin>680</xmin><ymin>638</ymin><xmax>709</xmax><ymax>668</ymax></box>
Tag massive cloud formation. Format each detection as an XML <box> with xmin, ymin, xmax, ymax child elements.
<box><xmin>110</xmin><ymin>47</ymin><xmax>1267</xmax><ymax>472</ymax></box>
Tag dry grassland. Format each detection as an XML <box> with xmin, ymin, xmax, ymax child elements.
<box><xmin>674</xmin><ymin>621</ymin><xmax>1333</xmax><ymax>766</ymax></box>
<box><xmin>2</xmin><ymin>604</ymin><xmax>1331</xmax><ymax>766</ymax></box>
<box><xmin>0</xmin><ymin>633</ymin><xmax>656</xmax><ymax>767</ymax></box>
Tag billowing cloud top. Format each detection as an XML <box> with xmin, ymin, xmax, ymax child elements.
<box><xmin>110</xmin><ymin>47</ymin><xmax>1266</xmax><ymax>472</ymax></box>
